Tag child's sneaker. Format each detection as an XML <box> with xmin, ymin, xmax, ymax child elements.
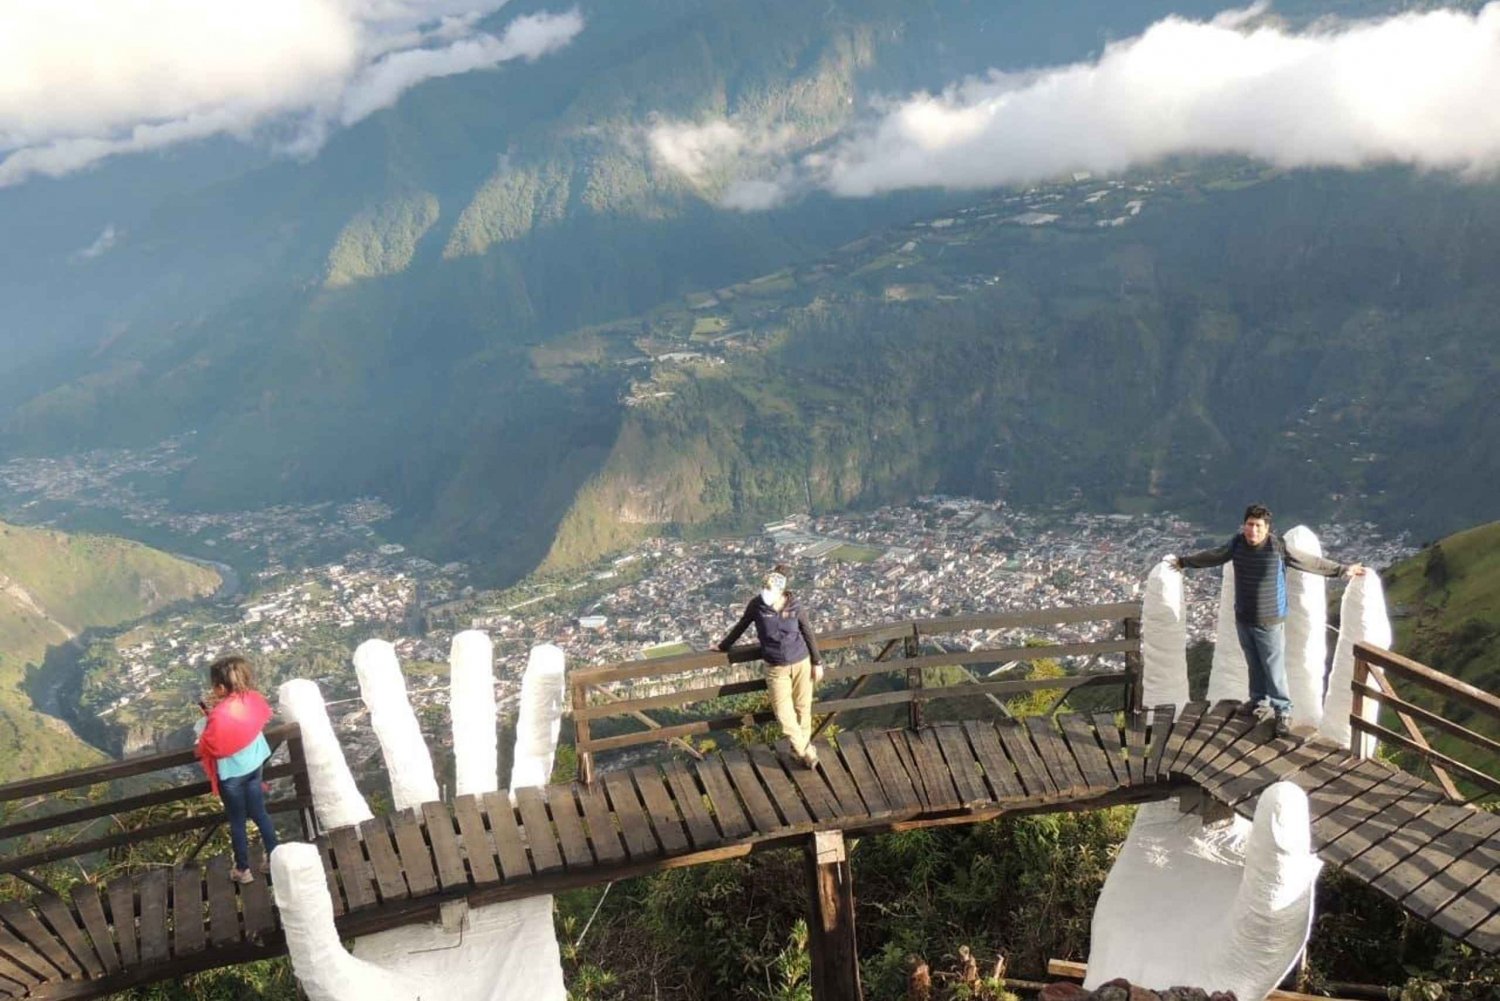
<box><xmin>230</xmin><ymin>867</ymin><xmax>255</xmax><ymax>885</ymax></box>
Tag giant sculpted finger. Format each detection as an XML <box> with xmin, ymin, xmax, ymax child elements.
<box><xmin>1086</xmin><ymin>558</ymin><xmax>1322</xmax><ymax>1000</ymax></box>
<box><xmin>273</xmin><ymin>630</ymin><xmax>568</xmax><ymax>1001</ymax></box>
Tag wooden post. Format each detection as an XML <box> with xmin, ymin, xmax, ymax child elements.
<box><xmin>573</xmin><ymin>678</ymin><xmax>595</xmax><ymax>786</ymax></box>
<box><xmin>285</xmin><ymin>727</ymin><xmax>318</xmax><ymax>840</ymax></box>
<box><xmin>805</xmin><ymin>830</ymin><xmax>861</xmax><ymax>1001</ymax></box>
<box><xmin>1350</xmin><ymin>655</ymin><xmax>1368</xmax><ymax>759</ymax></box>
<box><xmin>1122</xmin><ymin>616</ymin><xmax>1143</xmax><ymax>714</ymax></box>
<box><xmin>905</xmin><ymin>625</ymin><xmax>923</xmax><ymax>731</ymax></box>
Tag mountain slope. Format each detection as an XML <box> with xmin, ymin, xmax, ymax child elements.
<box><xmin>543</xmin><ymin>166</ymin><xmax>1500</xmax><ymax>570</ymax></box>
<box><xmin>0</xmin><ymin>521</ymin><xmax>221</xmax><ymax>780</ymax></box>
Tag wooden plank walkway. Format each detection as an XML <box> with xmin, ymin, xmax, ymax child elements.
<box><xmin>3</xmin><ymin>703</ymin><xmax>1498</xmax><ymax>999</ymax></box>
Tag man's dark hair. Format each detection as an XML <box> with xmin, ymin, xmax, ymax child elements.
<box><xmin>1242</xmin><ymin>504</ymin><xmax>1273</xmax><ymax>524</ymax></box>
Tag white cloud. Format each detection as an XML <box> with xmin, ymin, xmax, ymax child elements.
<box><xmin>0</xmin><ymin>2</ymin><xmax>584</xmax><ymax>187</ymax></box>
<box><xmin>72</xmin><ymin>224</ymin><xmax>120</xmax><ymax>261</ymax></box>
<box><xmin>740</xmin><ymin>3</ymin><xmax>1500</xmax><ymax>205</ymax></box>
<box><xmin>647</xmin><ymin>120</ymin><xmax>747</xmax><ymax>182</ymax></box>
<box><xmin>340</xmin><ymin>10</ymin><xmax>584</xmax><ymax>125</ymax></box>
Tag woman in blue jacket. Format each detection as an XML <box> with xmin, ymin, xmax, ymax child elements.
<box><xmin>717</xmin><ymin>565</ymin><xmax>824</xmax><ymax>768</ymax></box>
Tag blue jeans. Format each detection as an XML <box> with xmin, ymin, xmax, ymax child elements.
<box><xmin>1235</xmin><ymin>621</ymin><xmax>1291</xmax><ymax>715</ymax></box>
<box><xmin>219</xmin><ymin>766</ymin><xmax>279</xmax><ymax>871</ymax></box>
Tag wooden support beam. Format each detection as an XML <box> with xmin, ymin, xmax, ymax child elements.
<box><xmin>1045</xmin><ymin>960</ymin><xmax>1369</xmax><ymax>1001</ymax></box>
<box><xmin>804</xmin><ymin>831</ymin><xmax>861</xmax><ymax>1001</ymax></box>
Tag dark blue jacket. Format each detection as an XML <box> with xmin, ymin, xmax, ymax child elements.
<box><xmin>717</xmin><ymin>593</ymin><xmax>822</xmax><ymax>666</ymax></box>
<box><xmin>1179</xmin><ymin>532</ymin><xmax>1344</xmax><ymax>625</ymax></box>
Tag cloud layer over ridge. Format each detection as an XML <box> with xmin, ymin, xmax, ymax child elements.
<box><xmin>690</xmin><ymin>2</ymin><xmax>1500</xmax><ymax>208</ymax></box>
<box><xmin>0</xmin><ymin>1</ymin><xmax>584</xmax><ymax>187</ymax></box>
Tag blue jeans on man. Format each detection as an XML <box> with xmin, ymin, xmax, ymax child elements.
<box><xmin>1235</xmin><ymin>620</ymin><xmax>1291</xmax><ymax>715</ymax></box>
<box><xmin>219</xmin><ymin>766</ymin><xmax>279</xmax><ymax>871</ymax></box>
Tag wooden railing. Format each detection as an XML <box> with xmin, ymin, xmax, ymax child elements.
<box><xmin>1350</xmin><ymin>641</ymin><xmax>1500</xmax><ymax>802</ymax></box>
<box><xmin>570</xmin><ymin>602</ymin><xmax>1143</xmax><ymax>785</ymax></box>
<box><xmin>0</xmin><ymin>723</ymin><xmax>316</xmax><ymax>894</ymax></box>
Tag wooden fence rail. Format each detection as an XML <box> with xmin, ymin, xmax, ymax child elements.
<box><xmin>1350</xmin><ymin>641</ymin><xmax>1500</xmax><ymax>801</ymax></box>
<box><xmin>570</xmin><ymin>603</ymin><xmax>1143</xmax><ymax>785</ymax></box>
<box><xmin>0</xmin><ymin>723</ymin><xmax>316</xmax><ymax>889</ymax></box>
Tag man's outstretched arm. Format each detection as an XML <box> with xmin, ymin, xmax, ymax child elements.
<box><xmin>1170</xmin><ymin>539</ymin><xmax>1234</xmax><ymax>570</ymax></box>
<box><xmin>1282</xmin><ymin>538</ymin><xmax>1364</xmax><ymax>578</ymax></box>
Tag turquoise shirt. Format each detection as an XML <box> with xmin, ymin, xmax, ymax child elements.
<box><xmin>216</xmin><ymin>732</ymin><xmax>271</xmax><ymax>780</ymax></box>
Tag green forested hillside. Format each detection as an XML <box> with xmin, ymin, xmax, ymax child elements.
<box><xmin>545</xmin><ymin>167</ymin><xmax>1500</xmax><ymax>570</ymax></box>
<box><xmin>1383</xmin><ymin>520</ymin><xmax>1500</xmax><ymax>779</ymax></box>
<box><xmin>0</xmin><ymin>521</ymin><xmax>220</xmax><ymax>780</ymax></box>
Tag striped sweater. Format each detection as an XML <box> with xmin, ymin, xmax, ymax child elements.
<box><xmin>1179</xmin><ymin>532</ymin><xmax>1344</xmax><ymax>625</ymax></box>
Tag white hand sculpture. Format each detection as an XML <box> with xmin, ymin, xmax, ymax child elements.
<box><xmin>1086</xmin><ymin>538</ymin><xmax>1390</xmax><ymax>1000</ymax></box>
<box><xmin>271</xmin><ymin>631</ymin><xmax>568</xmax><ymax>1001</ymax></box>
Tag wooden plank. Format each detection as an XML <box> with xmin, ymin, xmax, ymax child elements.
<box><xmin>1057</xmin><ymin>714</ymin><xmax>1114</xmax><ymax>792</ymax></box>
<box><xmin>778</xmin><ymin>744</ymin><xmax>843</xmax><ymax>824</ymax></box>
<box><xmin>1185</xmin><ymin>708</ymin><xmax>1258</xmax><ymax>782</ymax></box>
<box><xmin>1314</xmin><ymin>775</ymin><xmax>1421</xmax><ymax>862</ymax></box>
<box><xmin>575</xmin><ymin>782</ymin><xmax>628</xmax><ymax>864</ymax></box>
<box><xmin>388</xmin><ymin>807</ymin><xmax>440</xmax><ymax>896</ymax></box>
<box><xmin>451</xmin><ymin>795</ymin><xmax>501</xmax><ymax>885</ymax></box>
<box><xmin>481</xmin><ymin>790</ymin><xmax>534</xmax><ymax>880</ymax></box>
<box><xmin>1461</xmin><ymin>910</ymin><xmax>1500</xmax><ymax>954</ymax></box>
<box><xmin>1398</xmin><ymin>837</ymin><xmax>1500</xmax><ymax>921</ymax></box>
<box><xmin>1173</xmin><ymin>701</ymin><xmax>1237</xmax><ymax>780</ymax></box>
<box><xmin>1362</xmin><ymin>804</ymin><xmax>1491</xmax><ymax>902</ymax></box>
<box><xmin>360</xmin><ymin>815</ymin><xmax>414</xmax><ymax>900</ymax></box>
<box><xmin>104</xmin><ymin>877</ymin><xmax>137</xmax><ymax>968</ymax></box>
<box><xmin>0</xmin><ymin>922</ymin><xmax>47</xmax><ymax>989</ymax></box>
<box><xmin>328</xmin><ymin>825</ymin><xmax>377</xmax><ymax>911</ymax></box>
<box><xmin>69</xmin><ymin>883</ymin><xmax>121</xmax><ymax>974</ymax></box>
<box><xmin>1089</xmin><ymin>712</ymin><xmax>1127</xmax><ymax>786</ymax></box>
<box><xmin>1426</xmin><ymin>865</ymin><xmax>1500</xmax><ymax>944</ymax></box>
<box><xmin>720</xmin><ymin>749</ymin><xmax>783</xmax><ymax>834</ymax></box>
<box><xmin>831</xmin><ymin>733</ymin><xmax>893</xmax><ymax>816</ymax></box>
<box><xmin>932</xmin><ymin>724</ymin><xmax>988</xmax><ymax>807</ymax></box>
<box><xmin>423</xmin><ymin>800</ymin><xmax>471</xmax><ymax>890</ymax></box>
<box><xmin>662</xmin><ymin>761</ymin><xmax>721</xmax><ymax>849</ymax></box>
<box><xmin>904</xmin><ymin>730</ymin><xmax>962</xmax><ymax>810</ymax></box>
<box><xmin>0</xmin><ymin>900</ymin><xmax>76</xmax><ymax>980</ymax></box>
<box><xmin>1025</xmin><ymin>717</ymin><xmax>1086</xmax><ymax>796</ymax></box>
<box><xmin>134</xmin><ymin>871</ymin><xmax>169</xmax><ymax>965</ymax></box>
<box><xmin>1196</xmin><ymin>724</ymin><xmax>1294</xmax><ymax>802</ymax></box>
<box><xmin>1342</xmin><ymin>800</ymin><xmax>1474</xmax><ymax>888</ymax></box>
<box><xmin>631</xmin><ymin>767</ymin><xmax>690</xmax><ymax>854</ymax></box>
<box><xmin>204</xmin><ymin>856</ymin><xmax>240</xmax><ymax>947</ymax></box>
<box><xmin>548</xmin><ymin>785</ymin><xmax>596</xmax><ymax>869</ymax></box>
<box><xmin>807</xmin><ymin>742</ymin><xmax>866</xmax><ymax>819</ymax></box>
<box><xmin>1217</xmin><ymin>740</ymin><xmax>1348</xmax><ymax>807</ymax></box>
<box><xmin>749</xmin><ymin>745</ymin><xmax>813</xmax><ymax>828</ymax></box>
<box><xmin>167</xmin><ymin>864</ymin><xmax>206</xmax><ymax>959</ymax></box>
<box><xmin>1125</xmin><ymin>710</ymin><xmax>1148</xmax><ymax>786</ymax></box>
<box><xmin>962</xmin><ymin>721</ymin><xmax>1024</xmax><ymax>801</ymax></box>
<box><xmin>315</xmin><ymin>839</ymin><xmax>344</xmax><ymax>918</ymax></box>
<box><xmin>601</xmin><ymin>770</ymin><xmax>660</xmax><ymax>858</ymax></box>
<box><xmin>513</xmin><ymin>787</ymin><xmax>565</xmax><ymax>874</ymax></box>
<box><xmin>856</xmin><ymin>732</ymin><xmax>922</xmax><ymax>812</ymax></box>
<box><xmin>693</xmin><ymin>757</ymin><xmax>752</xmax><ymax>840</ymax></box>
<box><xmin>996</xmin><ymin>719</ymin><xmax>1055</xmax><ymax>797</ymax></box>
<box><xmin>1144</xmin><ymin>705</ymin><xmax>1177</xmax><ymax>782</ymax></box>
<box><xmin>1160</xmin><ymin>701</ymin><xmax>1208</xmax><ymax>778</ymax></box>
<box><xmin>34</xmin><ymin>891</ymin><xmax>106</xmax><ymax>977</ymax></box>
<box><xmin>240</xmin><ymin>844</ymin><xmax>275</xmax><ymax>938</ymax></box>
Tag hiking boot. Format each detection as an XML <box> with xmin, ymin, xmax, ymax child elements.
<box><xmin>230</xmin><ymin>867</ymin><xmax>255</xmax><ymax>885</ymax></box>
<box><xmin>1273</xmin><ymin>713</ymin><xmax>1292</xmax><ymax>740</ymax></box>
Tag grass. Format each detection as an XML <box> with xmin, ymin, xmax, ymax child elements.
<box><xmin>828</xmin><ymin>543</ymin><xmax>883</xmax><ymax>563</ymax></box>
<box><xmin>690</xmin><ymin>315</ymin><xmax>728</xmax><ymax>338</ymax></box>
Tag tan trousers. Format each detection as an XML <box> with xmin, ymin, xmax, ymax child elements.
<box><xmin>767</xmin><ymin>657</ymin><xmax>814</xmax><ymax>755</ymax></box>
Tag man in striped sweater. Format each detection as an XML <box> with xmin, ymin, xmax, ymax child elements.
<box><xmin>1168</xmin><ymin>503</ymin><xmax>1365</xmax><ymax>738</ymax></box>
